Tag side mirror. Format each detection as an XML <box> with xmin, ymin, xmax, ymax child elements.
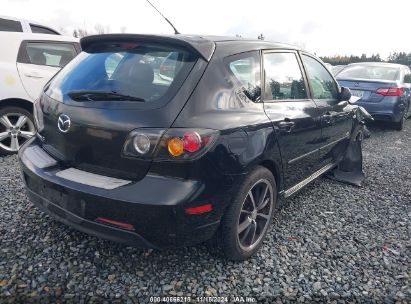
<box><xmin>340</xmin><ymin>86</ymin><xmax>352</xmax><ymax>102</ymax></box>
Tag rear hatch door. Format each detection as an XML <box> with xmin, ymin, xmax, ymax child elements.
<box><xmin>37</xmin><ymin>35</ymin><xmax>212</xmax><ymax>180</ymax></box>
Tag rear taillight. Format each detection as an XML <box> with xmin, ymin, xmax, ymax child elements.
<box><xmin>123</xmin><ymin>128</ymin><xmax>219</xmax><ymax>160</ymax></box>
<box><xmin>376</xmin><ymin>87</ymin><xmax>404</xmax><ymax>96</ymax></box>
<box><xmin>182</xmin><ymin>131</ymin><xmax>202</xmax><ymax>152</ymax></box>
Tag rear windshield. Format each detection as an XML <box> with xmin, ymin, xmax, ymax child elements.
<box><xmin>45</xmin><ymin>43</ymin><xmax>197</xmax><ymax>105</ymax></box>
<box><xmin>337</xmin><ymin>65</ymin><xmax>400</xmax><ymax>81</ymax></box>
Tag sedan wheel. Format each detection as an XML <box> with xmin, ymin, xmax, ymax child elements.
<box><xmin>0</xmin><ymin>108</ymin><xmax>36</xmax><ymax>154</ymax></box>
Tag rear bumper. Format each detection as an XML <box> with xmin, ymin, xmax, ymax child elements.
<box><xmin>26</xmin><ymin>188</ymin><xmax>158</xmax><ymax>248</ymax></box>
<box><xmin>18</xmin><ymin>138</ymin><xmax>230</xmax><ymax>248</ymax></box>
<box><xmin>357</xmin><ymin>96</ymin><xmax>406</xmax><ymax>122</ymax></box>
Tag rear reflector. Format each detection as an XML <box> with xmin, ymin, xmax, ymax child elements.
<box><xmin>185</xmin><ymin>203</ymin><xmax>213</xmax><ymax>215</ymax></box>
<box><xmin>376</xmin><ymin>87</ymin><xmax>404</xmax><ymax>96</ymax></box>
<box><xmin>96</xmin><ymin>217</ymin><xmax>135</xmax><ymax>231</ymax></box>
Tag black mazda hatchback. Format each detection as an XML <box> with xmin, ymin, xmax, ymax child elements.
<box><xmin>19</xmin><ymin>34</ymin><xmax>364</xmax><ymax>260</ymax></box>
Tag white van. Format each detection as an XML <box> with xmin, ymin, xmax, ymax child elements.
<box><xmin>0</xmin><ymin>32</ymin><xmax>80</xmax><ymax>154</ymax></box>
<box><xmin>0</xmin><ymin>15</ymin><xmax>61</xmax><ymax>35</ymax></box>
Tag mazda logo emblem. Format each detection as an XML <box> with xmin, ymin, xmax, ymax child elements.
<box><xmin>58</xmin><ymin>114</ymin><xmax>71</xmax><ymax>133</ymax></box>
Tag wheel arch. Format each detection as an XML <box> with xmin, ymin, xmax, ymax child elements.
<box><xmin>258</xmin><ymin>159</ymin><xmax>282</xmax><ymax>193</ymax></box>
<box><xmin>0</xmin><ymin>98</ymin><xmax>33</xmax><ymax>113</ymax></box>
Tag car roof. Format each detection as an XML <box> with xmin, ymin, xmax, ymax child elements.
<box><xmin>81</xmin><ymin>34</ymin><xmax>303</xmax><ymax>62</ymax></box>
<box><xmin>183</xmin><ymin>34</ymin><xmax>299</xmax><ymax>47</ymax></box>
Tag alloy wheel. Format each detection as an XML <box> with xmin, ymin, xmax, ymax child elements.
<box><xmin>0</xmin><ymin>113</ymin><xmax>36</xmax><ymax>152</ymax></box>
<box><xmin>237</xmin><ymin>179</ymin><xmax>274</xmax><ymax>251</ymax></box>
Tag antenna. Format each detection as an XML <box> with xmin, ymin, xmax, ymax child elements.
<box><xmin>146</xmin><ymin>0</ymin><xmax>180</xmax><ymax>35</ymax></box>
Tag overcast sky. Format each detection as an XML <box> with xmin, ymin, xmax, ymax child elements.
<box><xmin>2</xmin><ymin>0</ymin><xmax>410</xmax><ymax>58</ymax></box>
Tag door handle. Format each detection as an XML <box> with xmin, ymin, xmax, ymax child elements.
<box><xmin>278</xmin><ymin>120</ymin><xmax>295</xmax><ymax>132</ymax></box>
<box><xmin>24</xmin><ymin>74</ymin><xmax>44</xmax><ymax>79</ymax></box>
<box><xmin>322</xmin><ymin>112</ymin><xmax>333</xmax><ymax>124</ymax></box>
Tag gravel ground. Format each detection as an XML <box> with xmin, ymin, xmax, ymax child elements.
<box><xmin>0</xmin><ymin>121</ymin><xmax>410</xmax><ymax>303</ymax></box>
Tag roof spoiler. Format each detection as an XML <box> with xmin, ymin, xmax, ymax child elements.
<box><xmin>80</xmin><ymin>34</ymin><xmax>215</xmax><ymax>61</ymax></box>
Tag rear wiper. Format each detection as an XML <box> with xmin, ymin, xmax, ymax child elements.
<box><xmin>68</xmin><ymin>90</ymin><xmax>145</xmax><ymax>102</ymax></box>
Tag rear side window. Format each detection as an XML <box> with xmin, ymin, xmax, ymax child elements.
<box><xmin>0</xmin><ymin>18</ymin><xmax>23</xmax><ymax>32</ymax></box>
<box><xmin>26</xmin><ymin>42</ymin><xmax>77</xmax><ymax>67</ymax></box>
<box><xmin>302</xmin><ymin>55</ymin><xmax>339</xmax><ymax>100</ymax></box>
<box><xmin>45</xmin><ymin>43</ymin><xmax>197</xmax><ymax>105</ymax></box>
<box><xmin>263</xmin><ymin>52</ymin><xmax>307</xmax><ymax>100</ymax></box>
<box><xmin>30</xmin><ymin>24</ymin><xmax>59</xmax><ymax>35</ymax></box>
<box><xmin>226</xmin><ymin>51</ymin><xmax>261</xmax><ymax>102</ymax></box>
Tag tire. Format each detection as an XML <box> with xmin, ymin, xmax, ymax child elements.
<box><xmin>0</xmin><ymin>107</ymin><xmax>36</xmax><ymax>155</ymax></box>
<box><xmin>394</xmin><ymin>103</ymin><xmax>409</xmax><ymax>131</ymax></box>
<box><xmin>219</xmin><ymin>166</ymin><xmax>277</xmax><ymax>261</ymax></box>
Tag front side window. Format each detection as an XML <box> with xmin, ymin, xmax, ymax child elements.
<box><xmin>302</xmin><ymin>55</ymin><xmax>339</xmax><ymax>100</ymax></box>
<box><xmin>45</xmin><ymin>43</ymin><xmax>197</xmax><ymax>105</ymax></box>
<box><xmin>226</xmin><ymin>51</ymin><xmax>261</xmax><ymax>102</ymax></box>
<box><xmin>263</xmin><ymin>52</ymin><xmax>307</xmax><ymax>100</ymax></box>
<box><xmin>26</xmin><ymin>42</ymin><xmax>77</xmax><ymax>67</ymax></box>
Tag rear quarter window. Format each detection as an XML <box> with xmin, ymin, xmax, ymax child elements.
<box><xmin>225</xmin><ymin>51</ymin><xmax>261</xmax><ymax>102</ymax></box>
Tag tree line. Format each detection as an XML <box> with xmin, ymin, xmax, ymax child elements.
<box><xmin>320</xmin><ymin>52</ymin><xmax>411</xmax><ymax>66</ymax></box>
